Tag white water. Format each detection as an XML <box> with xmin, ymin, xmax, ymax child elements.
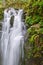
<box><xmin>1</xmin><ymin>8</ymin><xmax>26</xmax><ymax>65</ymax></box>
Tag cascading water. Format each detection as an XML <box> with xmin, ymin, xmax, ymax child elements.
<box><xmin>1</xmin><ymin>8</ymin><xmax>26</xmax><ymax>65</ymax></box>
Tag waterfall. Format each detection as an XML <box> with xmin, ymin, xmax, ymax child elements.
<box><xmin>1</xmin><ymin>8</ymin><xmax>26</xmax><ymax>65</ymax></box>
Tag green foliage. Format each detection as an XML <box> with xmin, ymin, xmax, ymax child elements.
<box><xmin>0</xmin><ymin>8</ymin><xmax>4</xmax><ymax>20</ymax></box>
<box><xmin>25</xmin><ymin>0</ymin><xmax>43</xmax><ymax>27</ymax></box>
<box><xmin>25</xmin><ymin>26</ymin><xmax>43</xmax><ymax>59</ymax></box>
<box><xmin>29</xmin><ymin>34</ymin><xmax>37</xmax><ymax>43</ymax></box>
<box><xmin>39</xmin><ymin>28</ymin><xmax>43</xmax><ymax>34</ymax></box>
<box><xmin>24</xmin><ymin>0</ymin><xmax>43</xmax><ymax>60</ymax></box>
<box><xmin>39</xmin><ymin>21</ymin><xmax>43</xmax><ymax>27</ymax></box>
<box><xmin>25</xmin><ymin>15</ymin><xmax>41</xmax><ymax>27</ymax></box>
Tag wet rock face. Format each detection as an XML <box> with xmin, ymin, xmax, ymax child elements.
<box><xmin>10</xmin><ymin>16</ymin><xmax>14</xmax><ymax>28</ymax></box>
<box><xmin>0</xmin><ymin>20</ymin><xmax>3</xmax><ymax>39</ymax></box>
<box><xmin>24</xmin><ymin>41</ymin><xmax>43</xmax><ymax>65</ymax></box>
<box><xmin>25</xmin><ymin>57</ymin><xmax>43</xmax><ymax>65</ymax></box>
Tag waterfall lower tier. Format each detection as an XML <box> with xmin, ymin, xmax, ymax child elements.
<box><xmin>1</xmin><ymin>8</ymin><xmax>26</xmax><ymax>65</ymax></box>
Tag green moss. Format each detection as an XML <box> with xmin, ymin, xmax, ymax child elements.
<box><xmin>0</xmin><ymin>8</ymin><xmax>4</xmax><ymax>20</ymax></box>
<box><xmin>39</xmin><ymin>28</ymin><xmax>43</xmax><ymax>34</ymax></box>
<box><xmin>39</xmin><ymin>21</ymin><xmax>43</xmax><ymax>27</ymax></box>
<box><xmin>29</xmin><ymin>34</ymin><xmax>37</xmax><ymax>43</ymax></box>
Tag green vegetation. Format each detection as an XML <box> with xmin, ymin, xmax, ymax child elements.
<box><xmin>0</xmin><ymin>0</ymin><xmax>43</xmax><ymax>65</ymax></box>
